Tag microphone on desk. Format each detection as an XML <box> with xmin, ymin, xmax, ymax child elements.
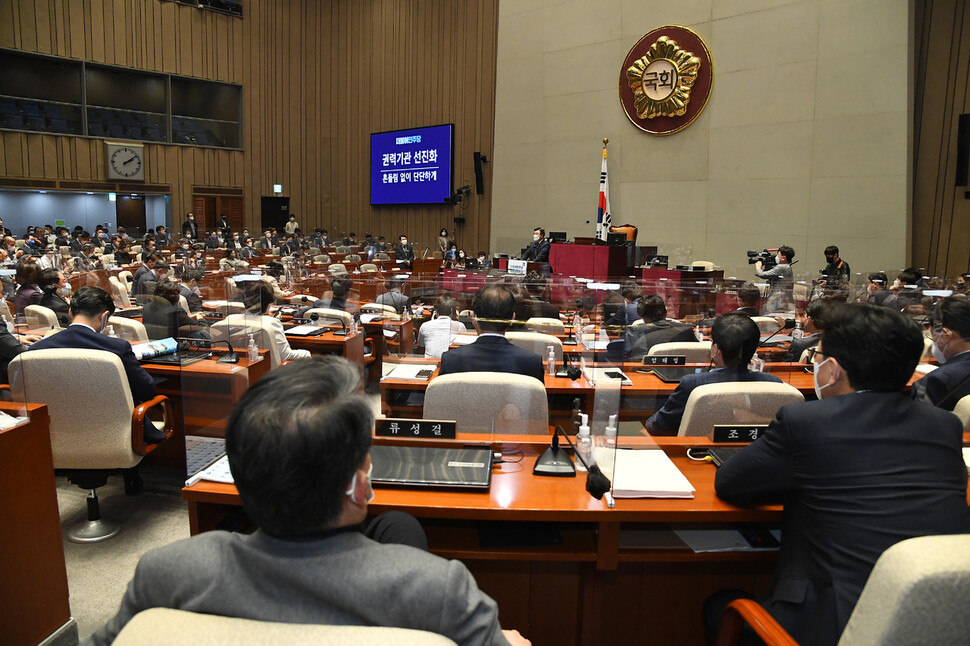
<box><xmin>759</xmin><ymin>318</ymin><xmax>796</xmax><ymax>346</ymax></box>
<box><xmin>212</xmin><ymin>339</ymin><xmax>239</xmax><ymax>364</ymax></box>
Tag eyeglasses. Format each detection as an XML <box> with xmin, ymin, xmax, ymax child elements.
<box><xmin>805</xmin><ymin>348</ymin><xmax>827</xmax><ymax>364</ymax></box>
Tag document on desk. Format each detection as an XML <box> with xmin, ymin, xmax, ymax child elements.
<box><xmin>381</xmin><ymin>363</ymin><xmax>436</xmax><ymax>381</ymax></box>
<box><xmin>185</xmin><ymin>455</ymin><xmax>234</xmax><ymax>486</ymax></box>
<box><xmin>610</xmin><ymin>449</ymin><xmax>695</xmax><ymax>498</ymax></box>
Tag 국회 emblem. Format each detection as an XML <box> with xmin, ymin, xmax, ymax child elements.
<box><xmin>619</xmin><ymin>26</ymin><xmax>714</xmax><ymax>135</ymax></box>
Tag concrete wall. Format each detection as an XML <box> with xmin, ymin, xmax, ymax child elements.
<box><xmin>491</xmin><ymin>0</ymin><xmax>910</xmax><ymax>280</ymax></box>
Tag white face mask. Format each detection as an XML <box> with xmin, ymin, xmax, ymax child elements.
<box><xmin>60</xmin><ymin>284</ymin><xmax>71</xmax><ymax>297</ymax></box>
<box><xmin>932</xmin><ymin>330</ymin><xmax>949</xmax><ymax>364</ymax></box>
<box><xmin>776</xmin><ymin>254</ymin><xmax>783</xmax><ymax>265</ymax></box>
<box><xmin>813</xmin><ymin>357</ymin><xmax>838</xmax><ymax>399</ymax></box>
<box><xmin>533</xmin><ymin>234</ymin><xmax>541</xmax><ymax>241</ymax></box>
<box><xmin>345</xmin><ymin>462</ymin><xmax>375</xmax><ymax>505</ymax></box>
<box><xmin>401</xmin><ymin>240</ymin><xmax>408</xmax><ymax>245</ymax></box>
<box><xmin>188</xmin><ymin>216</ymin><xmax>194</xmax><ymax>221</ymax></box>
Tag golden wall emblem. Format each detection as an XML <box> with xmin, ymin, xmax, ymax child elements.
<box><xmin>626</xmin><ymin>36</ymin><xmax>700</xmax><ymax>119</ymax></box>
<box><xmin>619</xmin><ymin>26</ymin><xmax>713</xmax><ymax>135</ymax></box>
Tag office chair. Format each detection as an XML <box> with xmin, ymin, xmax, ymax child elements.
<box><xmin>178</xmin><ymin>295</ymin><xmax>191</xmax><ymax>315</ymax></box>
<box><xmin>108</xmin><ymin>276</ymin><xmax>133</xmax><ymax>307</ymax></box>
<box><xmin>328</xmin><ymin>263</ymin><xmax>348</xmax><ymax>275</ymax></box>
<box><xmin>751</xmin><ymin>316</ymin><xmax>782</xmax><ymax>334</ymax></box>
<box><xmin>24</xmin><ymin>304</ymin><xmax>60</xmax><ymax>330</ymax></box>
<box><xmin>100</xmin><ymin>253</ymin><xmax>115</xmax><ymax>266</ymax></box>
<box><xmin>216</xmin><ymin>301</ymin><xmax>247</xmax><ymax>316</ymax></box>
<box><xmin>0</xmin><ymin>298</ymin><xmax>13</xmax><ymax>325</ymax></box>
<box><xmin>375</xmin><ymin>252</ymin><xmax>391</xmax><ymax>261</ymax></box>
<box><xmin>113</xmin><ymin>608</ymin><xmax>458</xmax><ymax>646</ymax></box>
<box><xmin>505</xmin><ymin>330</ymin><xmax>563</xmax><ymax>361</ymax></box>
<box><xmin>289</xmin><ymin>294</ymin><xmax>317</xmax><ymax>305</ymax></box>
<box><xmin>335</xmin><ymin>245</ymin><xmax>350</xmax><ymax>254</ymax></box>
<box><xmin>303</xmin><ymin>307</ymin><xmax>353</xmax><ymax>328</ymax></box>
<box><xmin>526</xmin><ymin>317</ymin><xmax>565</xmax><ymax>335</ymax></box>
<box><xmin>648</xmin><ymin>341</ymin><xmax>712</xmax><ymax>364</ymax></box>
<box><xmin>690</xmin><ymin>260</ymin><xmax>715</xmax><ymax>271</ymax></box>
<box><xmin>952</xmin><ymin>395</ymin><xmax>970</xmax><ymax>432</ymax></box>
<box><xmin>9</xmin><ymin>349</ymin><xmax>173</xmax><ymax>542</ymax></box>
<box><xmin>608</xmin><ymin>224</ymin><xmax>638</xmax><ymax>243</ymax></box>
<box><xmin>211</xmin><ymin>314</ymin><xmax>282</xmax><ymax>368</ymax></box>
<box><xmin>424</xmin><ymin>372</ymin><xmax>549</xmax><ymax>434</ymax></box>
<box><xmin>118</xmin><ymin>270</ymin><xmax>134</xmax><ymax>287</ymax></box>
<box><xmin>360</xmin><ymin>263</ymin><xmax>379</xmax><ymax>273</ymax></box>
<box><xmin>313</xmin><ymin>254</ymin><xmax>331</xmax><ymax>263</ymax></box>
<box><xmin>345</xmin><ymin>254</ymin><xmax>362</xmax><ymax>263</ymax></box>
<box><xmin>677</xmin><ymin>382</ymin><xmax>804</xmax><ymax>437</ymax></box>
<box><xmin>108</xmin><ymin>316</ymin><xmax>149</xmax><ymax>343</ymax></box>
<box><xmin>716</xmin><ymin>534</ymin><xmax>970</xmax><ymax>646</ymax></box>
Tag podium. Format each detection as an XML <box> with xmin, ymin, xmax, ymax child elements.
<box><xmin>549</xmin><ymin>242</ymin><xmax>627</xmax><ymax>279</ymax></box>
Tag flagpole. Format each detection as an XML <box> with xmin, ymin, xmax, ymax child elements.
<box><xmin>597</xmin><ymin>138</ymin><xmax>611</xmax><ymax>242</ymax></box>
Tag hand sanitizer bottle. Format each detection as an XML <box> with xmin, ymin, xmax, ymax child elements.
<box><xmin>604</xmin><ymin>414</ymin><xmax>618</xmax><ymax>450</ymax></box>
<box><xmin>546</xmin><ymin>345</ymin><xmax>556</xmax><ymax>376</ymax></box>
<box><xmin>791</xmin><ymin>319</ymin><xmax>805</xmax><ymax>340</ymax></box>
<box><xmin>247</xmin><ymin>333</ymin><xmax>259</xmax><ymax>363</ymax></box>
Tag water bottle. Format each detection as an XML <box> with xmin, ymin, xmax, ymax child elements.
<box><xmin>105</xmin><ymin>325</ymin><xmax>117</xmax><ymax>338</ymax></box>
<box><xmin>576</xmin><ymin>413</ymin><xmax>592</xmax><ymax>472</ymax></box>
<box><xmin>791</xmin><ymin>319</ymin><xmax>805</xmax><ymax>340</ymax></box>
<box><xmin>247</xmin><ymin>333</ymin><xmax>259</xmax><ymax>363</ymax></box>
<box><xmin>546</xmin><ymin>345</ymin><xmax>556</xmax><ymax>376</ymax></box>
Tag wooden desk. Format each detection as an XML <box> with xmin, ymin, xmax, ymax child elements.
<box><xmin>0</xmin><ymin>403</ymin><xmax>74</xmax><ymax>646</ymax></box>
<box><xmin>143</xmin><ymin>353</ymin><xmax>270</xmax><ymax>469</ymax></box>
<box><xmin>285</xmin><ymin>327</ymin><xmax>365</xmax><ymax>365</ymax></box>
<box><xmin>183</xmin><ymin>436</ymin><xmax>779</xmax><ymax>646</ymax></box>
<box><xmin>380</xmin><ymin>362</ymin><xmax>821</xmax><ymax>424</ymax></box>
<box><xmin>549</xmin><ymin>243</ymin><xmax>626</xmax><ymax>280</ymax></box>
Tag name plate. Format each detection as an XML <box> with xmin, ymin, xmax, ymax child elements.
<box><xmin>710</xmin><ymin>424</ymin><xmax>768</xmax><ymax>443</ymax></box>
<box><xmin>642</xmin><ymin>355</ymin><xmax>686</xmax><ymax>366</ymax></box>
<box><xmin>376</xmin><ymin>417</ymin><xmax>457</xmax><ymax>439</ymax></box>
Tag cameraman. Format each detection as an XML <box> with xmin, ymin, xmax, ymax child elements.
<box><xmin>755</xmin><ymin>245</ymin><xmax>795</xmax><ymax>312</ymax></box>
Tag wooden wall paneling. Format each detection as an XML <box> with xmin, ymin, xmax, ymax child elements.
<box><xmin>4</xmin><ymin>133</ymin><xmax>25</xmax><ymax>177</ymax></box>
<box><xmin>19</xmin><ymin>0</ymin><xmax>36</xmax><ymax>52</ymax></box>
<box><xmin>0</xmin><ymin>1</ymin><xmax>15</xmax><ymax>49</ymax></box>
<box><xmin>34</xmin><ymin>0</ymin><xmax>51</xmax><ymax>54</ymax></box>
<box><xmin>41</xmin><ymin>136</ymin><xmax>57</xmax><ymax>185</ymax></box>
<box><xmin>25</xmin><ymin>134</ymin><xmax>43</xmax><ymax>178</ymax></box>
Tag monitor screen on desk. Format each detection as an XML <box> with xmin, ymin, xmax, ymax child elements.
<box><xmin>606</xmin><ymin>232</ymin><xmax>627</xmax><ymax>246</ymax></box>
<box><xmin>549</xmin><ymin>231</ymin><xmax>568</xmax><ymax>242</ymax></box>
<box><xmin>644</xmin><ymin>254</ymin><xmax>669</xmax><ymax>268</ymax></box>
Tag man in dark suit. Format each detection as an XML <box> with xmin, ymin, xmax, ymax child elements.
<box><xmin>644</xmin><ymin>313</ymin><xmax>783</xmax><ymax>434</ymax></box>
<box><xmin>604</xmin><ymin>280</ymin><xmax>642</xmax><ymax>326</ymax></box>
<box><xmin>178</xmin><ymin>269</ymin><xmax>205</xmax><ymax>313</ymax></box>
<box><xmin>780</xmin><ymin>297</ymin><xmax>832</xmax><ymax>362</ymax></box>
<box><xmin>912</xmin><ymin>296</ymin><xmax>970</xmax><ymax>410</ymax></box>
<box><xmin>439</xmin><ymin>284</ymin><xmax>544</xmax><ymax>382</ymax></box>
<box><xmin>620</xmin><ymin>294</ymin><xmax>696</xmax><ymax>361</ymax></box>
<box><xmin>731</xmin><ymin>283</ymin><xmax>761</xmax><ymax>317</ymax></box>
<box><xmin>394</xmin><ymin>234</ymin><xmax>414</xmax><ymax>270</ymax></box>
<box><xmin>181</xmin><ymin>212</ymin><xmax>198</xmax><ymax>240</ymax></box>
<box><xmin>29</xmin><ymin>287</ymin><xmax>162</xmax><ymax>441</ymax></box>
<box><xmin>521</xmin><ymin>227</ymin><xmax>550</xmax><ymax>263</ymax></box>
<box><xmin>216</xmin><ymin>213</ymin><xmax>232</xmax><ymax>239</ymax></box>
<box><xmin>710</xmin><ymin>303</ymin><xmax>969</xmax><ymax>645</ymax></box>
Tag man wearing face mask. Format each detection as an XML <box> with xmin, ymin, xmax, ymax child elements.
<box><xmin>863</xmin><ymin>271</ymin><xmax>892</xmax><ymax>306</ymax></box>
<box><xmin>644</xmin><ymin>313</ymin><xmax>783</xmax><ymax>435</ymax></box>
<box><xmin>38</xmin><ymin>268</ymin><xmax>72</xmax><ymax>327</ymax></box>
<box><xmin>182</xmin><ymin>212</ymin><xmax>198</xmax><ymax>240</ymax></box>
<box><xmin>710</xmin><ymin>303</ymin><xmax>968</xmax><ymax>645</ymax></box>
<box><xmin>87</xmin><ymin>357</ymin><xmax>530</xmax><ymax>646</ymax></box>
<box><xmin>522</xmin><ymin>227</ymin><xmax>550</xmax><ymax>263</ymax></box>
<box><xmin>394</xmin><ymin>234</ymin><xmax>414</xmax><ymax>270</ymax></box>
<box><xmin>911</xmin><ymin>296</ymin><xmax>970</xmax><ymax>411</ymax></box>
<box><xmin>29</xmin><ymin>287</ymin><xmax>158</xmax><ymax>412</ymax></box>
<box><xmin>820</xmin><ymin>245</ymin><xmax>850</xmax><ymax>284</ymax></box>
<box><xmin>755</xmin><ymin>245</ymin><xmax>795</xmax><ymax>312</ymax></box>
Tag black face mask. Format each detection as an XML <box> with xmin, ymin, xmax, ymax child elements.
<box><xmin>825</xmin><ymin>256</ymin><xmax>835</xmax><ymax>264</ymax></box>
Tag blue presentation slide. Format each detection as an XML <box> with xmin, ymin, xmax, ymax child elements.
<box><xmin>371</xmin><ymin>124</ymin><xmax>453</xmax><ymax>204</ymax></box>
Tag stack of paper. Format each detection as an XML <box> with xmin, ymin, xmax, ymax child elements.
<box><xmin>610</xmin><ymin>449</ymin><xmax>695</xmax><ymax>498</ymax></box>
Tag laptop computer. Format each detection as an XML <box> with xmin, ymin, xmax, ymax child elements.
<box><xmin>370</xmin><ymin>444</ymin><xmax>493</xmax><ymax>489</ymax></box>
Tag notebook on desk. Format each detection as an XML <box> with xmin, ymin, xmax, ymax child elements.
<box><xmin>639</xmin><ymin>366</ymin><xmax>712</xmax><ymax>383</ymax></box>
<box><xmin>370</xmin><ymin>445</ymin><xmax>493</xmax><ymax>489</ymax></box>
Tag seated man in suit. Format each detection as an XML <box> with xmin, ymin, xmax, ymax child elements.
<box><xmin>621</xmin><ymin>294</ymin><xmax>696</xmax><ymax>361</ymax></box>
<box><xmin>863</xmin><ymin>271</ymin><xmax>893</xmax><ymax>306</ymax></box>
<box><xmin>604</xmin><ymin>280</ymin><xmax>642</xmax><ymax>327</ymax></box>
<box><xmin>644</xmin><ymin>313</ymin><xmax>782</xmax><ymax>434</ymax></box>
<box><xmin>439</xmin><ymin>284</ymin><xmax>544</xmax><ymax>382</ymax></box>
<box><xmin>131</xmin><ymin>252</ymin><xmax>159</xmax><ymax>297</ymax></box>
<box><xmin>731</xmin><ymin>283</ymin><xmax>761</xmax><ymax>317</ymax></box>
<box><xmin>376</xmin><ymin>276</ymin><xmax>410</xmax><ymax>315</ymax></box>
<box><xmin>302</xmin><ymin>274</ymin><xmax>358</xmax><ymax>318</ymax></box>
<box><xmin>513</xmin><ymin>271</ymin><xmax>559</xmax><ymax>322</ymax></box>
<box><xmin>29</xmin><ymin>287</ymin><xmax>163</xmax><ymax>442</ymax></box>
<box><xmin>521</xmin><ymin>227</ymin><xmax>550</xmax><ymax>263</ymax></box>
<box><xmin>88</xmin><ymin>357</ymin><xmax>529</xmax><ymax>646</ymax></box>
<box><xmin>709</xmin><ymin>303</ymin><xmax>969</xmax><ymax>644</ymax></box>
<box><xmin>37</xmin><ymin>268</ymin><xmax>71</xmax><ymax>327</ymax></box>
<box><xmin>780</xmin><ymin>297</ymin><xmax>832</xmax><ymax>362</ymax></box>
<box><xmin>911</xmin><ymin>295</ymin><xmax>970</xmax><ymax>411</ymax></box>
<box><xmin>178</xmin><ymin>269</ymin><xmax>205</xmax><ymax>313</ymax></box>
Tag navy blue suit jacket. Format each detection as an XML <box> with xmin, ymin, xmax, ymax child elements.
<box><xmin>438</xmin><ymin>335</ymin><xmax>544</xmax><ymax>382</ymax></box>
<box><xmin>911</xmin><ymin>351</ymin><xmax>970</xmax><ymax>411</ymax></box>
<box><xmin>29</xmin><ymin>324</ymin><xmax>156</xmax><ymax>405</ymax></box>
<box><xmin>715</xmin><ymin>392</ymin><xmax>969</xmax><ymax>645</ymax></box>
<box><xmin>645</xmin><ymin>366</ymin><xmax>782</xmax><ymax>434</ymax></box>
